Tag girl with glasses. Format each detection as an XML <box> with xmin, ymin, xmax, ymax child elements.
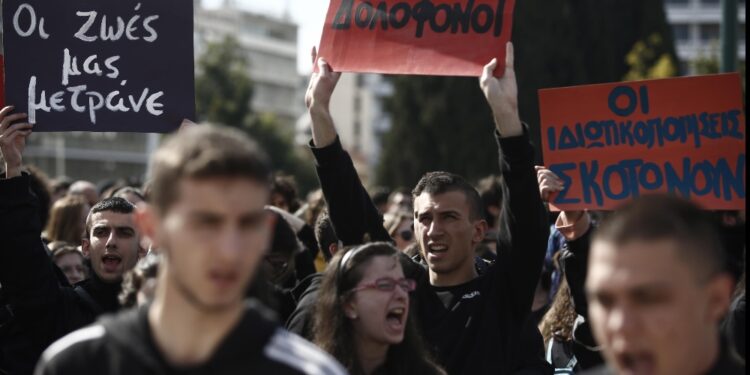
<box><xmin>313</xmin><ymin>242</ymin><xmax>445</xmax><ymax>375</ymax></box>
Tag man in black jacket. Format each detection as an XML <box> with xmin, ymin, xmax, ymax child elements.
<box><xmin>302</xmin><ymin>43</ymin><xmax>551</xmax><ymax>375</ymax></box>
<box><xmin>36</xmin><ymin>125</ymin><xmax>345</xmax><ymax>375</ymax></box>
<box><xmin>0</xmin><ymin>107</ymin><xmax>145</xmax><ymax>374</ymax></box>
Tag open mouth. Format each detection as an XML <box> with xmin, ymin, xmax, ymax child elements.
<box><xmin>209</xmin><ymin>270</ymin><xmax>239</xmax><ymax>289</ymax></box>
<box><xmin>101</xmin><ymin>254</ymin><xmax>122</xmax><ymax>272</ymax></box>
<box><xmin>386</xmin><ymin>307</ymin><xmax>407</xmax><ymax>330</ymax></box>
<box><xmin>427</xmin><ymin>243</ymin><xmax>448</xmax><ymax>260</ymax></box>
<box><xmin>617</xmin><ymin>352</ymin><xmax>655</xmax><ymax>375</ymax></box>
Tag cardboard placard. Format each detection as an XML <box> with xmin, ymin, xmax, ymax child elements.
<box><xmin>539</xmin><ymin>73</ymin><xmax>746</xmax><ymax>211</ymax></box>
<box><xmin>317</xmin><ymin>0</ymin><xmax>515</xmax><ymax>77</ymax></box>
<box><xmin>2</xmin><ymin>0</ymin><xmax>195</xmax><ymax>132</ymax></box>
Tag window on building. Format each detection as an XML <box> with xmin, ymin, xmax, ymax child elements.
<box><xmin>354</xmin><ymin>95</ymin><xmax>362</xmax><ymax>113</ymax></box>
<box><xmin>672</xmin><ymin>24</ymin><xmax>690</xmax><ymax>43</ymax></box>
<box><xmin>699</xmin><ymin>24</ymin><xmax>720</xmax><ymax>42</ymax></box>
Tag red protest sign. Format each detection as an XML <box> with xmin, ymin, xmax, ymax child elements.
<box><xmin>539</xmin><ymin>73</ymin><xmax>746</xmax><ymax>211</ymax></box>
<box><xmin>317</xmin><ymin>0</ymin><xmax>515</xmax><ymax>77</ymax></box>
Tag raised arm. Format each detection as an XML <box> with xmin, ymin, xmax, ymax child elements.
<box><xmin>305</xmin><ymin>50</ymin><xmax>391</xmax><ymax>245</ymax></box>
<box><xmin>480</xmin><ymin>43</ymin><xmax>549</xmax><ymax>317</ymax></box>
<box><xmin>0</xmin><ymin>107</ymin><xmax>67</xmax><ymax>372</ymax></box>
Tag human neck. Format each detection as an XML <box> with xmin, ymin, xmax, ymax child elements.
<box><xmin>429</xmin><ymin>262</ymin><xmax>478</xmax><ymax>287</ymax></box>
<box><xmin>356</xmin><ymin>336</ymin><xmax>389</xmax><ymax>375</ymax></box>
<box><xmin>148</xmin><ymin>273</ymin><xmax>244</xmax><ymax>367</ymax></box>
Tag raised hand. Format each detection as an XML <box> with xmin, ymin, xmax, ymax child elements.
<box><xmin>535</xmin><ymin>165</ymin><xmax>564</xmax><ymax>202</ymax></box>
<box><xmin>480</xmin><ymin>42</ymin><xmax>522</xmax><ymax>137</ymax></box>
<box><xmin>305</xmin><ymin>47</ymin><xmax>341</xmax><ymax>114</ymax></box>
<box><xmin>305</xmin><ymin>47</ymin><xmax>341</xmax><ymax>147</ymax></box>
<box><xmin>0</xmin><ymin>106</ymin><xmax>33</xmax><ymax>179</ymax></box>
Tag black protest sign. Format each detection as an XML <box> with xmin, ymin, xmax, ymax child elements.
<box><xmin>2</xmin><ymin>0</ymin><xmax>194</xmax><ymax>132</ymax></box>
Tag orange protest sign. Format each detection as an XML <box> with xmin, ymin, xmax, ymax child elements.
<box><xmin>316</xmin><ymin>0</ymin><xmax>515</xmax><ymax>77</ymax></box>
<box><xmin>539</xmin><ymin>73</ymin><xmax>746</xmax><ymax>211</ymax></box>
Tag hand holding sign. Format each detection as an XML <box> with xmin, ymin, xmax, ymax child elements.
<box><xmin>536</xmin><ymin>165</ymin><xmax>564</xmax><ymax>203</ymax></box>
<box><xmin>0</xmin><ymin>106</ymin><xmax>33</xmax><ymax>178</ymax></box>
<box><xmin>306</xmin><ymin>48</ymin><xmax>342</xmax><ymax>148</ymax></box>
<box><xmin>480</xmin><ymin>42</ymin><xmax>521</xmax><ymax>137</ymax></box>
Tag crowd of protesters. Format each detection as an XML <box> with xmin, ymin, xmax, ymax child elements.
<box><xmin>0</xmin><ymin>42</ymin><xmax>745</xmax><ymax>375</ymax></box>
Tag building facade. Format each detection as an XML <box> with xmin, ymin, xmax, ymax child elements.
<box><xmin>296</xmin><ymin>73</ymin><xmax>392</xmax><ymax>186</ymax></box>
<box><xmin>194</xmin><ymin>2</ymin><xmax>302</xmax><ymax>127</ymax></box>
<box><xmin>665</xmin><ymin>0</ymin><xmax>746</xmax><ymax>74</ymax></box>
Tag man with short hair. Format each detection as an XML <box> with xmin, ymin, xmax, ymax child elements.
<box><xmin>583</xmin><ymin>195</ymin><xmax>743</xmax><ymax>375</ymax></box>
<box><xmin>0</xmin><ymin>107</ymin><xmax>146</xmax><ymax>373</ymax></box>
<box><xmin>36</xmin><ymin>125</ymin><xmax>345</xmax><ymax>375</ymax></box>
<box><xmin>303</xmin><ymin>43</ymin><xmax>550</xmax><ymax>374</ymax></box>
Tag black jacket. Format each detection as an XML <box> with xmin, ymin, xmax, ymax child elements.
<box><xmin>0</xmin><ymin>175</ymin><xmax>121</xmax><ymax>374</ymax></box>
<box><xmin>310</xmin><ymin>128</ymin><xmax>551</xmax><ymax>375</ymax></box>
<box><xmin>35</xmin><ymin>301</ymin><xmax>347</xmax><ymax>375</ymax></box>
<box><xmin>581</xmin><ymin>338</ymin><xmax>745</xmax><ymax>375</ymax></box>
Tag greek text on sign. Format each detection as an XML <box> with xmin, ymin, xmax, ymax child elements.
<box><xmin>2</xmin><ymin>0</ymin><xmax>195</xmax><ymax>132</ymax></box>
<box><xmin>539</xmin><ymin>73</ymin><xmax>745</xmax><ymax>211</ymax></box>
<box><xmin>317</xmin><ymin>0</ymin><xmax>516</xmax><ymax>77</ymax></box>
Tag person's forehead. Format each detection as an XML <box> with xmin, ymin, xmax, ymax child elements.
<box><xmin>361</xmin><ymin>255</ymin><xmax>403</xmax><ymax>279</ymax></box>
<box><xmin>58</xmin><ymin>252</ymin><xmax>84</xmax><ymax>264</ymax></box>
<box><xmin>90</xmin><ymin>211</ymin><xmax>135</xmax><ymax>227</ymax></box>
<box><xmin>174</xmin><ymin>177</ymin><xmax>270</xmax><ymax>212</ymax></box>
<box><xmin>587</xmin><ymin>239</ymin><xmax>693</xmax><ymax>291</ymax></box>
<box><xmin>414</xmin><ymin>191</ymin><xmax>469</xmax><ymax>213</ymax></box>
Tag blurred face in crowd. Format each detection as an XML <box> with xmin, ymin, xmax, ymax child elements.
<box><xmin>271</xmin><ymin>192</ymin><xmax>290</xmax><ymax>212</ymax></box>
<box><xmin>414</xmin><ymin>191</ymin><xmax>484</xmax><ymax>285</ymax></box>
<box><xmin>82</xmin><ymin>211</ymin><xmax>142</xmax><ymax>283</ymax></box>
<box><xmin>345</xmin><ymin>255</ymin><xmax>410</xmax><ymax>347</ymax></box>
<box><xmin>388</xmin><ymin>192</ymin><xmax>412</xmax><ymax>214</ymax></box>
<box><xmin>586</xmin><ymin>239</ymin><xmax>732</xmax><ymax>375</ymax></box>
<box><xmin>148</xmin><ymin>177</ymin><xmax>273</xmax><ymax>312</ymax></box>
<box><xmin>393</xmin><ymin>217</ymin><xmax>414</xmax><ymax>252</ymax></box>
<box><xmin>55</xmin><ymin>251</ymin><xmax>86</xmax><ymax>285</ymax></box>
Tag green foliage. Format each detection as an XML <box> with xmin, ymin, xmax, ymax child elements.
<box><xmin>624</xmin><ymin>33</ymin><xmax>678</xmax><ymax>80</ymax></box>
<box><xmin>376</xmin><ymin>0</ymin><xmax>679</xmax><ymax>188</ymax></box>
<box><xmin>195</xmin><ymin>35</ymin><xmax>254</xmax><ymax>125</ymax></box>
<box><xmin>194</xmin><ymin>36</ymin><xmax>318</xmax><ymax>194</ymax></box>
<box><xmin>242</xmin><ymin>114</ymin><xmax>318</xmax><ymax>194</ymax></box>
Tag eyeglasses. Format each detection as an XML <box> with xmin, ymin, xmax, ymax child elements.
<box><xmin>349</xmin><ymin>277</ymin><xmax>417</xmax><ymax>294</ymax></box>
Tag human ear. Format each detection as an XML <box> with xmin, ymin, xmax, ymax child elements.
<box><xmin>704</xmin><ymin>274</ymin><xmax>733</xmax><ymax>323</ymax></box>
<box><xmin>134</xmin><ymin>203</ymin><xmax>159</xmax><ymax>250</ymax></box>
<box><xmin>81</xmin><ymin>238</ymin><xmax>91</xmax><ymax>258</ymax></box>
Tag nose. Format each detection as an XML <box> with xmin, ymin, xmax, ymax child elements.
<box><xmin>606</xmin><ymin>306</ymin><xmax>639</xmax><ymax>339</ymax></box>
<box><xmin>394</xmin><ymin>283</ymin><xmax>409</xmax><ymax>300</ymax></box>
<box><xmin>217</xmin><ymin>229</ymin><xmax>243</xmax><ymax>261</ymax></box>
<box><xmin>427</xmin><ymin>219</ymin><xmax>443</xmax><ymax>238</ymax></box>
<box><xmin>105</xmin><ymin>230</ymin><xmax>117</xmax><ymax>249</ymax></box>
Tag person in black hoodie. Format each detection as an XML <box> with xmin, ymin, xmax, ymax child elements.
<box><xmin>35</xmin><ymin>124</ymin><xmax>345</xmax><ymax>375</ymax></box>
<box><xmin>303</xmin><ymin>43</ymin><xmax>551</xmax><ymax>375</ymax></box>
<box><xmin>0</xmin><ymin>106</ymin><xmax>146</xmax><ymax>374</ymax></box>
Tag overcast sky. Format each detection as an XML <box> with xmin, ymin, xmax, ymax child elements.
<box><xmin>202</xmin><ymin>0</ymin><xmax>329</xmax><ymax>75</ymax></box>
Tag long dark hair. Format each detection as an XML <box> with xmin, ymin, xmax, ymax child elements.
<box><xmin>313</xmin><ymin>242</ymin><xmax>445</xmax><ymax>375</ymax></box>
